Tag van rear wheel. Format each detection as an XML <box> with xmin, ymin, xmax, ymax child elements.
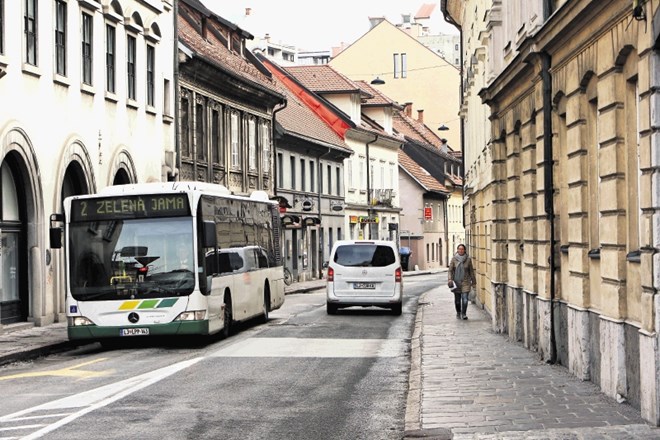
<box><xmin>326</xmin><ymin>303</ymin><xmax>338</xmax><ymax>315</ymax></box>
<box><xmin>391</xmin><ymin>303</ymin><xmax>402</xmax><ymax>316</ymax></box>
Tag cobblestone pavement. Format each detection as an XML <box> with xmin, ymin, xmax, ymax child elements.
<box><xmin>404</xmin><ymin>285</ymin><xmax>660</xmax><ymax>439</ymax></box>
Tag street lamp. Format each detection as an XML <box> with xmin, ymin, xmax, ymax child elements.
<box><xmin>438</xmin><ymin>124</ymin><xmax>449</xmax><ymax>131</ymax></box>
<box><xmin>370</xmin><ymin>76</ymin><xmax>385</xmax><ymax>85</ymax></box>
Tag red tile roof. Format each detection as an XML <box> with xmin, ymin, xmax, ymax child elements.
<box><xmin>268</xmin><ymin>71</ymin><xmax>352</xmax><ymax>152</ymax></box>
<box><xmin>354</xmin><ymin>80</ymin><xmax>401</xmax><ymax>107</ymax></box>
<box><xmin>399</xmin><ymin>149</ymin><xmax>448</xmax><ymax>193</ymax></box>
<box><xmin>415</xmin><ymin>3</ymin><xmax>436</xmax><ymax>19</ymax></box>
<box><xmin>285</xmin><ymin>65</ymin><xmax>361</xmax><ymax>94</ymax></box>
<box><xmin>178</xmin><ymin>12</ymin><xmax>280</xmax><ymax>94</ymax></box>
<box><xmin>393</xmin><ymin>110</ymin><xmax>456</xmax><ymax>158</ymax></box>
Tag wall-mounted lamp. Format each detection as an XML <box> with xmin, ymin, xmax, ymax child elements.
<box><xmin>438</xmin><ymin>124</ymin><xmax>449</xmax><ymax>131</ymax></box>
<box><xmin>370</xmin><ymin>76</ymin><xmax>385</xmax><ymax>85</ymax></box>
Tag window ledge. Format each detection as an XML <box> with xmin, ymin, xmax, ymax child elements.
<box><xmin>588</xmin><ymin>248</ymin><xmax>601</xmax><ymax>260</ymax></box>
<box><xmin>22</xmin><ymin>63</ymin><xmax>41</xmax><ymax>78</ymax></box>
<box><xmin>105</xmin><ymin>91</ymin><xmax>118</xmax><ymax>103</ymax></box>
<box><xmin>627</xmin><ymin>250</ymin><xmax>641</xmax><ymax>263</ymax></box>
<box><xmin>53</xmin><ymin>74</ymin><xmax>70</xmax><ymax>87</ymax></box>
<box><xmin>81</xmin><ymin>83</ymin><xmax>95</xmax><ymax>96</ymax></box>
<box><xmin>162</xmin><ymin>114</ymin><xmax>174</xmax><ymax>124</ymax></box>
<box><xmin>0</xmin><ymin>54</ymin><xmax>8</xmax><ymax>69</ymax></box>
<box><xmin>146</xmin><ymin>105</ymin><xmax>157</xmax><ymax>115</ymax></box>
<box><xmin>126</xmin><ymin>99</ymin><xmax>139</xmax><ymax>110</ymax></box>
<box><xmin>78</xmin><ymin>0</ymin><xmax>102</xmax><ymax>12</ymax></box>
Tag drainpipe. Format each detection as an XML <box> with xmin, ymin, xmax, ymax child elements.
<box><xmin>173</xmin><ymin>0</ymin><xmax>180</xmax><ymax>180</ymax></box>
<box><xmin>541</xmin><ymin>51</ymin><xmax>557</xmax><ymax>364</ymax></box>
<box><xmin>317</xmin><ymin>147</ymin><xmax>332</xmax><ymax>276</ymax></box>
<box><xmin>365</xmin><ymin>134</ymin><xmax>378</xmax><ymax>239</ymax></box>
<box><xmin>272</xmin><ymin>101</ymin><xmax>287</xmax><ymax>196</ymax></box>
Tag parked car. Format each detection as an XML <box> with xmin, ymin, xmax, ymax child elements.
<box><xmin>325</xmin><ymin>240</ymin><xmax>403</xmax><ymax>315</ymax></box>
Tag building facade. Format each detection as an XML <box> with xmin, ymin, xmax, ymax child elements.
<box><xmin>444</xmin><ymin>0</ymin><xmax>660</xmax><ymax>425</ymax></box>
<box><xmin>176</xmin><ymin>0</ymin><xmax>284</xmax><ymax>195</ymax></box>
<box><xmin>330</xmin><ymin>19</ymin><xmax>461</xmax><ymax>149</ymax></box>
<box><xmin>0</xmin><ymin>0</ymin><xmax>175</xmax><ymax>328</ymax></box>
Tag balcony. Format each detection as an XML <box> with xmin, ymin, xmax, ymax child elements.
<box><xmin>369</xmin><ymin>188</ymin><xmax>396</xmax><ymax>207</ymax></box>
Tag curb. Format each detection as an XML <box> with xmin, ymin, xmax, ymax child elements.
<box><xmin>0</xmin><ymin>341</ymin><xmax>83</xmax><ymax>367</ymax></box>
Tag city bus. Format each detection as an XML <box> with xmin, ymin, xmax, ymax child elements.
<box><xmin>50</xmin><ymin>181</ymin><xmax>285</xmax><ymax>343</ymax></box>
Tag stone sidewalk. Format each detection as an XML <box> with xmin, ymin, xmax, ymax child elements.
<box><xmin>404</xmin><ymin>284</ymin><xmax>660</xmax><ymax>439</ymax></box>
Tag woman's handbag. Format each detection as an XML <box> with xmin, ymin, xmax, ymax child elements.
<box><xmin>468</xmin><ymin>287</ymin><xmax>477</xmax><ymax>302</ymax></box>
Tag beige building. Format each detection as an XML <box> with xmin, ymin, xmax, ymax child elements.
<box><xmin>444</xmin><ymin>0</ymin><xmax>660</xmax><ymax>425</ymax></box>
<box><xmin>329</xmin><ymin>19</ymin><xmax>461</xmax><ymax>149</ymax></box>
<box><xmin>0</xmin><ymin>0</ymin><xmax>175</xmax><ymax>329</ymax></box>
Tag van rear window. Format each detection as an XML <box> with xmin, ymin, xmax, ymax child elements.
<box><xmin>334</xmin><ymin>245</ymin><xmax>396</xmax><ymax>267</ymax></box>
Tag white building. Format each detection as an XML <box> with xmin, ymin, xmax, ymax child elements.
<box><xmin>0</xmin><ymin>0</ymin><xmax>175</xmax><ymax>329</ymax></box>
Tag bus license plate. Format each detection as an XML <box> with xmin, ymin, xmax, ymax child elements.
<box><xmin>120</xmin><ymin>328</ymin><xmax>149</xmax><ymax>336</ymax></box>
<box><xmin>354</xmin><ymin>282</ymin><xmax>375</xmax><ymax>289</ymax></box>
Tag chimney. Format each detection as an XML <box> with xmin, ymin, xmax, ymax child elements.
<box><xmin>417</xmin><ymin>109</ymin><xmax>424</xmax><ymax>123</ymax></box>
<box><xmin>404</xmin><ymin>102</ymin><xmax>412</xmax><ymax>118</ymax></box>
<box><xmin>245</xmin><ymin>7</ymin><xmax>252</xmax><ymax>16</ymax></box>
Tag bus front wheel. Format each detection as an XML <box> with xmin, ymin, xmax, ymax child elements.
<box><xmin>222</xmin><ymin>293</ymin><xmax>232</xmax><ymax>338</ymax></box>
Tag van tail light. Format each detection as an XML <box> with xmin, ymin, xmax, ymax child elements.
<box><xmin>327</xmin><ymin>267</ymin><xmax>334</xmax><ymax>282</ymax></box>
<box><xmin>395</xmin><ymin>267</ymin><xmax>402</xmax><ymax>283</ymax></box>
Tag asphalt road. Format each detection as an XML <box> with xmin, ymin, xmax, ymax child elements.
<box><xmin>0</xmin><ymin>274</ymin><xmax>443</xmax><ymax>440</ymax></box>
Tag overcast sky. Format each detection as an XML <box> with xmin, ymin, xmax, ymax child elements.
<box><xmin>202</xmin><ymin>1</ymin><xmax>458</xmax><ymax>51</ymax></box>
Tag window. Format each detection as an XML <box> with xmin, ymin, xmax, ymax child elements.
<box><xmin>261</xmin><ymin>123</ymin><xmax>271</xmax><ymax>174</ymax></box>
<box><xmin>146</xmin><ymin>44</ymin><xmax>155</xmax><ymax>106</ymax></box>
<box><xmin>336</xmin><ymin>167</ymin><xmax>340</xmax><ymax>195</ymax></box>
<box><xmin>127</xmin><ymin>35</ymin><xmax>136</xmax><ymax>100</ymax></box>
<box><xmin>25</xmin><ymin>0</ymin><xmax>37</xmax><ymax>65</ymax></box>
<box><xmin>380</xmin><ymin>164</ymin><xmax>385</xmax><ymax>188</ymax></box>
<box><xmin>230</xmin><ymin>112</ymin><xmax>240</xmax><ymax>168</ymax></box>
<box><xmin>105</xmin><ymin>24</ymin><xmax>115</xmax><ymax>93</ymax></box>
<box><xmin>393</xmin><ymin>53</ymin><xmax>399</xmax><ymax>78</ymax></box>
<box><xmin>309</xmin><ymin>160</ymin><xmax>315</xmax><ymax>192</ymax></box>
<box><xmin>359</xmin><ymin>159</ymin><xmax>365</xmax><ymax>189</ymax></box>
<box><xmin>248</xmin><ymin>118</ymin><xmax>256</xmax><ymax>170</ymax></box>
<box><xmin>211</xmin><ymin>108</ymin><xmax>221</xmax><ymax>164</ymax></box>
<box><xmin>347</xmin><ymin>159</ymin><xmax>353</xmax><ymax>188</ymax></box>
<box><xmin>55</xmin><ymin>0</ymin><xmax>66</xmax><ymax>75</ymax></box>
<box><xmin>181</xmin><ymin>95</ymin><xmax>190</xmax><ymax>157</ymax></box>
<box><xmin>300</xmin><ymin>159</ymin><xmax>306</xmax><ymax>191</ymax></box>
<box><xmin>290</xmin><ymin>157</ymin><xmax>296</xmax><ymax>189</ymax></box>
<box><xmin>195</xmin><ymin>102</ymin><xmax>205</xmax><ymax>160</ymax></box>
<box><xmin>401</xmin><ymin>53</ymin><xmax>407</xmax><ymax>78</ymax></box>
<box><xmin>81</xmin><ymin>12</ymin><xmax>93</xmax><ymax>84</ymax></box>
<box><xmin>319</xmin><ymin>165</ymin><xmax>323</xmax><ymax>194</ymax></box>
<box><xmin>327</xmin><ymin>165</ymin><xmax>331</xmax><ymax>195</ymax></box>
<box><xmin>277</xmin><ymin>153</ymin><xmax>283</xmax><ymax>187</ymax></box>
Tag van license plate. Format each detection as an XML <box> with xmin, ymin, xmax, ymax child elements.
<box><xmin>120</xmin><ymin>328</ymin><xmax>149</xmax><ymax>336</ymax></box>
<box><xmin>354</xmin><ymin>282</ymin><xmax>375</xmax><ymax>289</ymax></box>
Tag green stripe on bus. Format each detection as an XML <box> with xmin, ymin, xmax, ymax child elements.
<box><xmin>157</xmin><ymin>298</ymin><xmax>178</xmax><ymax>308</ymax></box>
<box><xmin>138</xmin><ymin>300</ymin><xmax>160</xmax><ymax>309</ymax></box>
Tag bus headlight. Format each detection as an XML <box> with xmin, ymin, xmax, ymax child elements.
<box><xmin>175</xmin><ymin>311</ymin><xmax>206</xmax><ymax>321</ymax></box>
<box><xmin>68</xmin><ymin>316</ymin><xmax>94</xmax><ymax>326</ymax></box>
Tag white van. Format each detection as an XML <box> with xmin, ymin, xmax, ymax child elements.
<box><xmin>326</xmin><ymin>240</ymin><xmax>403</xmax><ymax>315</ymax></box>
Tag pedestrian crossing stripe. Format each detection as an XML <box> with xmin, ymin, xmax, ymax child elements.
<box><xmin>118</xmin><ymin>298</ymin><xmax>178</xmax><ymax>310</ymax></box>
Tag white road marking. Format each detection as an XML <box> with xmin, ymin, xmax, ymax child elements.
<box><xmin>210</xmin><ymin>337</ymin><xmax>404</xmax><ymax>358</ymax></box>
<box><xmin>0</xmin><ymin>357</ymin><xmax>203</xmax><ymax>439</ymax></box>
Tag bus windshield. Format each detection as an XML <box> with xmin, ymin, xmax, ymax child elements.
<box><xmin>68</xmin><ymin>217</ymin><xmax>195</xmax><ymax>300</ymax></box>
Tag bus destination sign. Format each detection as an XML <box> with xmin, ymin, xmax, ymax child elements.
<box><xmin>71</xmin><ymin>194</ymin><xmax>190</xmax><ymax>221</ymax></box>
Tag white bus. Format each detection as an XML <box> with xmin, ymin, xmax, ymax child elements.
<box><xmin>50</xmin><ymin>181</ymin><xmax>285</xmax><ymax>343</ymax></box>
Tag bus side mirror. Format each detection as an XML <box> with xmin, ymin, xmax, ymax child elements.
<box><xmin>202</xmin><ymin>221</ymin><xmax>217</xmax><ymax>248</ymax></box>
<box><xmin>50</xmin><ymin>213</ymin><xmax>64</xmax><ymax>249</ymax></box>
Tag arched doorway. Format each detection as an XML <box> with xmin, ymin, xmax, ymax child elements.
<box><xmin>113</xmin><ymin>168</ymin><xmax>131</xmax><ymax>185</ymax></box>
<box><xmin>61</xmin><ymin>161</ymin><xmax>89</xmax><ymax>208</ymax></box>
<box><xmin>0</xmin><ymin>155</ymin><xmax>28</xmax><ymax>324</ymax></box>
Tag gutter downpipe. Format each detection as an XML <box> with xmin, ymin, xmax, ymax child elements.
<box><xmin>173</xmin><ymin>0</ymin><xmax>180</xmax><ymax>181</ymax></box>
<box><xmin>318</xmin><ymin>147</ymin><xmax>333</xmax><ymax>276</ymax></box>
<box><xmin>365</xmin><ymin>134</ymin><xmax>379</xmax><ymax>239</ymax></box>
<box><xmin>272</xmin><ymin>100</ymin><xmax>288</xmax><ymax>197</ymax></box>
<box><xmin>541</xmin><ymin>51</ymin><xmax>557</xmax><ymax>364</ymax></box>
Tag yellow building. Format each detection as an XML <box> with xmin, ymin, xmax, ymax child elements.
<box><xmin>329</xmin><ymin>19</ymin><xmax>461</xmax><ymax>149</ymax></box>
<box><xmin>444</xmin><ymin>0</ymin><xmax>660</xmax><ymax>426</ymax></box>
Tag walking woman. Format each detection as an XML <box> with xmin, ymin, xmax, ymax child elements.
<box><xmin>448</xmin><ymin>244</ymin><xmax>476</xmax><ymax>320</ymax></box>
